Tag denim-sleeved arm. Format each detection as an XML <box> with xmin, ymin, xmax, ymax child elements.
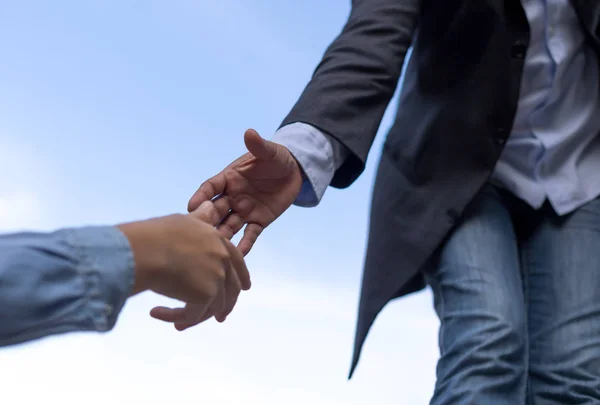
<box><xmin>271</xmin><ymin>122</ymin><xmax>349</xmax><ymax>207</ymax></box>
<box><xmin>0</xmin><ymin>225</ymin><xmax>135</xmax><ymax>346</ymax></box>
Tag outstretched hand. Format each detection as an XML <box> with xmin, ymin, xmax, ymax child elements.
<box><xmin>188</xmin><ymin>129</ymin><xmax>303</xmax><ymax>255</ymax></box>
<box><xmin>119</xmin><ymin>199</ymin><xmax>251</xmax><ymax>331</ymax></box>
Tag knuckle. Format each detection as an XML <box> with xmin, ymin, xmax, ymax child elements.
<box><xmin>214</xmin><ymin>249</ymin><xmax>229</xmax><ymax>264</ymax></box>
<box><xmin>193</xmin><ymin>284</ymin><xmax>217</xmax><ymax>304</ymax></box>
<box><xmin>171</xmin><ymin>213</ymin><xmax>186</xmax><ymax>219</ymax></box>
<box><xmin>169</xmin><ymin>213</ymin><xmax>188</xmax><ymax>226</ymax></box>
<box><xmin>215</xmin><ymin>237</ymin><xmax>231</xmax><ymax>256</ymax></box>
<box><xmin>200</xmin><ymin>179</ymin><xmax>211</xmax><ymax>191</ymax></box>
<box><xmin>213</xmin><ymin>265</ymin><xmax>227</xmax><ymax>284</ymax></box>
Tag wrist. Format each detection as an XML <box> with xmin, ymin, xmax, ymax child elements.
<box><xmin>117</xmin><ymin>219</ymin><xmax>167</xmax><ymax>296</ymax></box>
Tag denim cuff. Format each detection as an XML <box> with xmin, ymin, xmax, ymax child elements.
<box><xmin>63</xmin><ymin>226</ymin><xmax>135</xmax><ymax>332</ymax></box>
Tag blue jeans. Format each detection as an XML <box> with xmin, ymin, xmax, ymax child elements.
<box><xmin>425</xmin><ymin>184</ymin><xmax>600</xmax><ymax>404</ymax></box>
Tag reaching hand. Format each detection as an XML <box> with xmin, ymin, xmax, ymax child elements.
<box><xmin>188</xmin><ymin>129</ymin><xmax>303</xmax><ymax>255</ymax></box>
<box><xmin>118</xmin><ymin>199</ymin><xmax>251</xmax><ymax>330</ymax></box>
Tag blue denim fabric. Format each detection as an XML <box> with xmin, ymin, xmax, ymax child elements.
<box><xmin>0</xmin><ymin>226</ymin><xmax>135</xmax><ymax>346</ymax></box>
<box><xmin>425</xmin><ymin>184</ymin><xmax>600</xmax><ymax>404</ymax></box>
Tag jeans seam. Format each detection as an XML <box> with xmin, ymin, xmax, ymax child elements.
<box><xmin>430</xmin><ymin>275</ymin><xmax>446</xmax><ymax>354</ymax></box>
<box><xmin>521</xmin><ymin>241</ymin><xmax>533</xmax><ymax>405</ymax></box>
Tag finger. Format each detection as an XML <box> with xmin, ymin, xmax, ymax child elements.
<box><xmin>190</xmin><ymin>198</ymin><xmax>231</xmax><ymax>226</ymax></box>
<box><xmin>244</xmin><ymin>129</ymin><xmax>278</xmax><ymax>160</ymax></box>
<box><xmin>221</xmin><ymin>237</ymin><xmax>251</xmax><ymax>291</ymax></box>
<box><xmin>211</xmin><ymin>276</ymin><xmax>227</xmax><ymax>319</ymax></box>
<box><xmin>188</xmin><ymin>172</ymin><xmax>227</xmax><ymax>212</ymax></box>
<box><xmin>174</xmin><ymin>309</ymin><xmax>214</xmax><ymax>331</ymax></box>
<box><xmin>238</xmin><ymin>223</ymin><xmax>264</xmax><ymax>257</ymax></box>
<box><xmin>173</xmin><ymin>302</ymin><xmax>213</xmax><ymax>330</ymax></box>
<box><xmin>150</xmin><ymin>299</ymin><xmax>213</xmax><ymax>325</ymax></box>
<box><xmin>216</xmin><ymin>212</ymin><xmax>245</xmax><ymax>239</ymax></box>
<box><xmin>181</xmin><ymin>302</ymin><xmax>211</xmax><ymax>323</ymax></box>
<box><xmin>150</xmin><ymin>306</ymin><xmax>187</xmax><ymax>323</ymax></box>
<box><xmin>216</xmin><ymin>259</ymin><xmax>242</xmax><ymax>322</ymax></box>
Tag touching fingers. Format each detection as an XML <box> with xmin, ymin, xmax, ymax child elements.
<box><xmin>190</xmin><ymin>197</ymin><xmax>232</xmax><ymax>226</ymax></box>
<box><xmin>216</xmin><ymin>212</ymin><xmax>245</xmax><ymax>239</ymax></box>
<box><xmin>188</xmin><ymin>173</ymin><xmax>227</xmax><ymax>212</ymax></box>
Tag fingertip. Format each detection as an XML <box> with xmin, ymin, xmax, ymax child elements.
<box><xmin>240</xmin><ymin>224</ymin><xmax>262</xmax><ymax>257</ymax></box>
<box><xmin>244</xmin><ymin>129</ymin><xmax>273</xmax><ymax>159</ymax></box>
<box><xmin>244</xmin><ymin>129</ymin><xmax>260</xmax><ymax>148</ymax></box>
<box><xmin>244</xmin><ymin>128</ymin><xmax>260</xmax><ymax>140</ymax></box>
<box><xmin>240</xmin><ymin>270</ymin><xmax>251</xmax><ymax>291</ymax></box>
<box><xmin>150</xmin><ymin>306</ymin><xmax>187</xmax><ymax>323</ymax></box>
<box><xmin>187</xmin><ymin>196</ymin><xmax>201</xmax><ymax>213</ymax></box>
<box><xmin>237</xmin><ymin>240</ymin><xmax>252</xmax><ymax>257</ymax></box>
<box><xmin>189</xmin><ymin>200</ymin><xmax>215</xmax><ymax>222</ymax></box>
<box><xmin>149</xmin><ymin>306</ymin><xmax>168</xmax><ymax>319</ymax></box>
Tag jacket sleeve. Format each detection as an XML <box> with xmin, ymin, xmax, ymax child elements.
<box><xmin>280</xmin><ymin>0</ymin><xmax>421</xmax><ymax>188</ymax></box>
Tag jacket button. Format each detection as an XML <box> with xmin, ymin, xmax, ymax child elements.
<box><xmin>510</xmin><ymin>41</ymin><xmax>527</xmax><ymax>59</ymax></box>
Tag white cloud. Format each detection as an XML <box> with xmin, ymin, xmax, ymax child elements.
<box><xmin>0</xmin><ymin>138</ymin><xmax>439</xmax><ymax>405</ymax></box>
<box><xmin>0</xmin><ymin>160</ymin><xmax>440</xmax><ymax>404</ymax></box>
<box><xmin>0</xmin><ymin>137</ymin><xmax>61</xmax><ymax>232</ymax></box>
<box><xmin>0</xmin><ymin>251</ymin><xmax>439</xmax><ymax>404</ymax></box>
<box><xmin>0</xmin><ymin>190</ymin><xmax>45</xmax><ymax>232</ymax></box>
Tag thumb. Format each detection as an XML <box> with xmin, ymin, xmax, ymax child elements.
<box><xmin>244</xmin><ymin>129</ymin><xmax>279</xmax><ymax>160</ymax></box>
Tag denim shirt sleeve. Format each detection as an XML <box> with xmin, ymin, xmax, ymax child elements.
<box><xmin>0</xmin><ymin>225</ymin><xmax>135</xmax><ymax>346</ymax></box>
<box><xmin>271</xmin><ymin>122</ymin><xmax>349</xmax><ymax>207</ymax></box>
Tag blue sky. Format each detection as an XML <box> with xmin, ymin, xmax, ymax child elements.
<box><xmin>0</xmin><ymin>1</ymin><xmax>438</xmax><ymax>403</ymax></box>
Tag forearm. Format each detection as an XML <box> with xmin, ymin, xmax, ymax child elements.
<box><xmin>0</xmin><ymin>226</ymin><xmax>134</xmax><ymax>346</ymax></box>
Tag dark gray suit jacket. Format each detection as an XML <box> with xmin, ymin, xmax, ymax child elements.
<box><xmin>280</xmin><ymin>0</ymin><xmax>600</xmax><ymax>377</ymax></box>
